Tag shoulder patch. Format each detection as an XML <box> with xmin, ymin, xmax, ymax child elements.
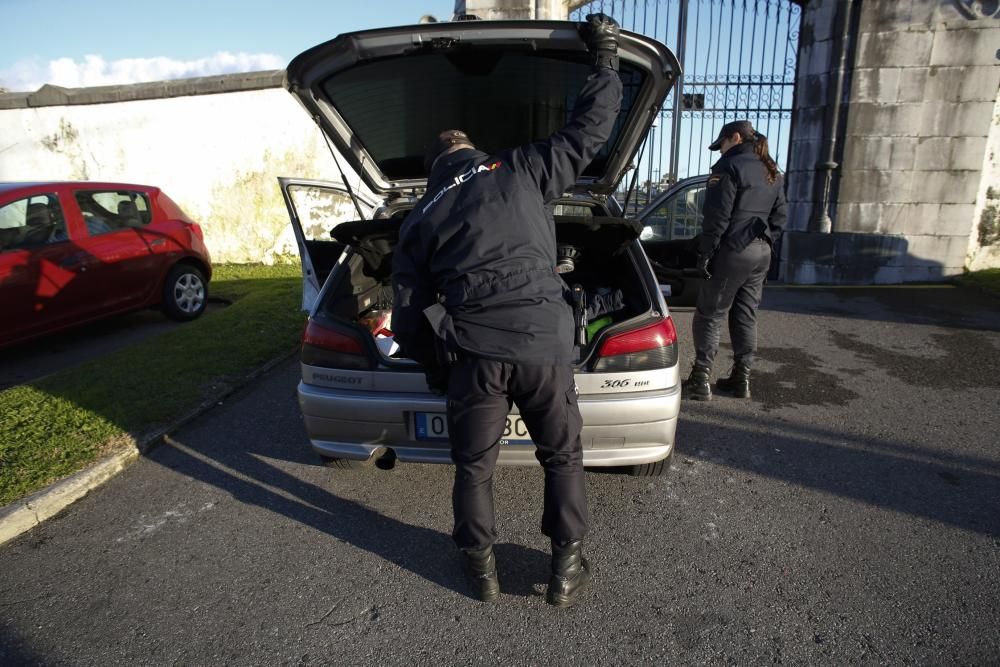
<box><xmin>707</xmin><ymin>175</ymin><xmax>723</xmax><ymax>187</ymax></box>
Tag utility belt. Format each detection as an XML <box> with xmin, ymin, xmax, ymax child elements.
<box><xmin>722</xmin><ymin>218</ymin><xmax>771</xmax><ymax>252</ymax></box>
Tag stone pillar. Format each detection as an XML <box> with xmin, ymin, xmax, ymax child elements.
<box><xmin>967</xmin><ymin>90</ymin><xmax>1000</xmax><ymax>271</ymax></box>
<box><xmin>784</xmin><ymin>0</ymin><xmax>844</xmax><ymax>237</ymax></box>
<box><xmin>784</xmin><ymin>0</ymin><xmax>1000</xmax><ymax>283</ymax></box>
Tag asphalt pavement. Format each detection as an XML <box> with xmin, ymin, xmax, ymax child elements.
<box><xmin>1</xmin><ymin>286</ymin><xmax>998</xmax><ymax>665</ymax></box>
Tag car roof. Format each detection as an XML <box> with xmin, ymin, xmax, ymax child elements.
<box><xmin>0</xmin><ymin>181</ymin><xmax>161</xmax><ymax>196</ymax></box>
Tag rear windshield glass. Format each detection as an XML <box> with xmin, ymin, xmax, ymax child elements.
<box><xmin>322</xmin><ymin>50</ymin><xmax>644</xmax><ymax>181</ymax></box>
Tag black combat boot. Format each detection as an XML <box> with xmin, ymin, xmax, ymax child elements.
<box><xmin>547</xmin><ymin>540</ymin><xmax>592</xmax><ymax>607</ymax></box>
<box><xmin>716</xmin><ymin>359</ymin><xmax>751</xmax><ymax>398</ymax></box>
<box><xmin>462</xmin><ymin>546</ymin><xmax>500</xmax><ymax>602</ymax></box>
<box><xmin>681</xmin><ymin>366</ymin><xmax>712</xmax><ymax>401</ymax></box>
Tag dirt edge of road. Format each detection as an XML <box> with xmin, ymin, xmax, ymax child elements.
<box><xmin>0</xmin><ymin>347</ymin><xmax>300</xmax><ymax>547</ymax></box>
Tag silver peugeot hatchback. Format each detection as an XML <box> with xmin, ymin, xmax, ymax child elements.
<box><xmin>280</xmin><ymin>19</ymin><xmax>682</xmax><ymax>476</ymax></box>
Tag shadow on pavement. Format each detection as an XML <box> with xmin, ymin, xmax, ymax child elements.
<box><xmin>151</xmin><ymin>435</ymin><xmax>547</xmax><ymax>600</ymax></box>
<box><xmin>759</xmin><ymin>286</ymin><xmax>1000</xmax><ymax>333</ymax></box>
<box><xmin>675</xmin><ymin>403</ymin><xmax>1000</xmax><ymax>539</ymax></box>
<box><xmin>828</xmin><ymin>329</ymin><xmax>1000</xmax><ymax>391</ymax></box>
<box><xmin>0</xmin><ymin>301</ymin><xmax>228</xmax><ymax>391</ymax></box>
<box><xmin>0</xmin><ymin>626</ymin><xmax>47</xmax><ymax>665</ymax></box>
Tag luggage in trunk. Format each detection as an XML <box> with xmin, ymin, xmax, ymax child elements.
<box><xmin>317</xmin><ymin>215</ymin><xmax>650</xmax><ymax>365</ymax></box>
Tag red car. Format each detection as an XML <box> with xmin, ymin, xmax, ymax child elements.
<box><xmin>0</xmin><ymin>181</ymin><xmax>212</xmax><ymax>348</ymax></box>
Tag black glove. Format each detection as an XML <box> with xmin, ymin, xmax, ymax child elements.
<box><xmin>695</xmin><ymin>254</ymin><xmax>713</xmax><ymax>280</ymax></box>
<box><xmin>581</xmin><ymin>13</ymin><xmax>620</xmax><ymax>71</ymax></box>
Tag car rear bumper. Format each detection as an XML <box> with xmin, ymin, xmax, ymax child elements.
<box><xmin>298</xmin><ymin>381</ymin><xmax>679</xmax><ymax>467</ymax></box>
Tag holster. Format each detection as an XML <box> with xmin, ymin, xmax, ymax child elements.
<box><xmin>433</xmin><ymin>335</ymin><xmax>458</xmax><ymax>366</ymax></box>
<box><xmin>422</xmin><ymin>336</ymin><xmax>455</xmax><ymax>396</ymax></box>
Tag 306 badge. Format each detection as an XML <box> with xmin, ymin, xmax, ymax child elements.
<box><xmin>600</xmin><ymin>378</ymin><xmax>651</xmax><ymax>389</ymax></box>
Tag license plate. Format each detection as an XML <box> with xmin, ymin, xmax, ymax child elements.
<box><xmin>413</xmin><ymin>412</ymin><xmax>533</xmax><ymax>444</ymax></box>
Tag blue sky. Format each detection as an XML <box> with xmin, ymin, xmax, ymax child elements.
<box><xmin>0</xmin><ymin>0</ymin><xmax>456</xmax><ymax>91</ymax></box>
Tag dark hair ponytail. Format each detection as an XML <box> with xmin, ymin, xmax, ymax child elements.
<box><xmin>751</xmin><ymin>132</ymin><xmax>779</xmax><ymax>184</ymax></box>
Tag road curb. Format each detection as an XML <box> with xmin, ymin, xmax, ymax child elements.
<box><xmin>0</xmin><ymin>347</ymin><xmax>299</xmax><ymax>548</ymax></box>
<box><xmin>0</xmin><ymin>446</ymin><xmax>140</xmax><ymax>545</ymax></box>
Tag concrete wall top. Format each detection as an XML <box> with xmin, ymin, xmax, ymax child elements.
<box><xmin>0</xmin><ymin>70</ymin><xmax>285</xmax><ymax>110</ymax></box>
<box><xmin>0</xmin><ymin>84</ymin><xmax>355</xmax><ymax>264</ymax></box>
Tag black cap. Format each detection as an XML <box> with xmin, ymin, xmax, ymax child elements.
<box><xmin>708</xmin><ymin>120</ymin><xmax>757</xmax><ymax>151</ymax></box>
<box><xmin>424</xmin><ymin>129</ymin><xmax>475</xmax><ymax>173</ymax></box>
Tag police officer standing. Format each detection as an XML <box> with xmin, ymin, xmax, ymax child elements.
<box><xmin>390</xmin><ymin>15</ymin><xmax>623</xmax><ymax>606</ymax></box>
<box><xmin>682</xmin><ymin>120</ymin><xmax>788</xmax><ymax>401</ymax></box>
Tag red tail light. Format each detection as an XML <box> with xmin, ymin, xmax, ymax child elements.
<box><xmin>593</xmin><ymin>317</ymin><xmax>678</xmax><ymax>372</ymax></box>
<box><xmin>301</xmin><ymin>319</ymin><xmax>372</xmax><ymax>370</ymax></box>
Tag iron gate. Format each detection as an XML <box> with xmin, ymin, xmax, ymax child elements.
<box><xmin>570</xmin><ymin>0</ymin><xmax>801</xmax><ymax>209</ymax></box>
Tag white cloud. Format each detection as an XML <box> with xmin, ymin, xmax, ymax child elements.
<box><xmin>0</xmin><ymin>51</ymin><xmax>285</xmax><ymax>92</ymax></box>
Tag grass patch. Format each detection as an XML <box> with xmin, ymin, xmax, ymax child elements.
<box><xmin>0</xmin><ymin>263</ymin><xmax>304</xmax><ymax>506</ymax></box>
<box><xmin>957</xmin><ymin>268</ymin><xmax>1000</xmax><ymax>296</ymax></box>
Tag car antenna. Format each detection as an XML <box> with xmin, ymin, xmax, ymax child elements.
<box><xmin>316</xmin><ymin>117</ymin><xmax>368</xmax><ymax>220</ymax></box>
<box><xmin>620</xmin><ymin>130</ymin><xmax>650</xmax><ymax>218</ymax></box>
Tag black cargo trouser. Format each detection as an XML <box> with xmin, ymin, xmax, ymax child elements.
<box><xmin>692</xmin><ymin>238</ymin><xmax>771</xmax><ymax>370</ymax></box>
<box><xmin>446</xmin><ymin>356</ymin><xmax>587</xmax><ymax>550</ymax></box>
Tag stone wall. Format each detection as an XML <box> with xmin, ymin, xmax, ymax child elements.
<box><xmin>0</xmin><ymin>73</ymin><xmax>363</xmax><ymax>265</ymax></box>
<box><xmin>454</xmin><ymin>0</ymin><xmax>584</xmax><ymax>20</ymax></box>
<box><xmin>784</xmin><ymin>0</ymin><xmax>1000</xmax><ymax>283</ymax></box>
<box><xmin>4</xmin><ymin>3</ymin><xmax>998</xmax><ymax>281</ymax></box>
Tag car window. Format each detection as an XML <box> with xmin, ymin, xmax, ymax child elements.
<box><xmin>640</xmin><ymin>182</ymin><xmax>706</xmax><ymax>241</ymax></box>
<box><xmin>287</xmin><ymin>185</ymin><xmax>363</xmax><ymax>241</ymax></box>
<box><xmin>320</xmin><ymin>52</ymin><xmax>646</xmax><ymax>182</ymax></box>
<box><xmin>0</xmin><ymin>193</ymin><xmax>70</xmax><ymax>252</ymax></box>
<box><xmin>73</xmin><ymin>190</ymin><xmax>152</xmax><ymax>236</ymax></box>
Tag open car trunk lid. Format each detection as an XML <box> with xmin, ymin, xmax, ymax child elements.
<box><xmin>285</xmin><ymin>20</ymin><xmax>679</xmax><ymax>198</ymax></box>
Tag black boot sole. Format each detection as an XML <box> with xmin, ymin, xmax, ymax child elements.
<box><xmin>546</xmin><ymin>565</ymin><xmax>592</xmax><ymax>608</ymax></box>
<box><xmin>478</xmin><ymin>586</ymin><xmax>500</xmax><ymax>603</ymax></box>
<box><xmin>546</xmin><ymin>579</ymin><xmax>591</xmax><ymax>607</ymax></box>
<box><xmin>467</xmin><ymin>575</ymin><xmax>500</xmax><ymax>602</ymax></box>
<box><xmin>715</xmin><ymin>383</ymin><xmax>750</xmax><ymax>399</ymax></box>
<box><xmin>682</xmin><ymin>374</ymin><xmax>712</xmax><ymax>400</ymax></box>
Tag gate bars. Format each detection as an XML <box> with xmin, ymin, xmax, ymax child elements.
<box><xmin>570</xmin><ymin>0</ymin><xmax>801</xmax><ymax>206</ymax></box>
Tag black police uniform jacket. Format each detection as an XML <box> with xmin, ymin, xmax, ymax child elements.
<box><xmin>697</xmin><ymin>142</ymin><xmax>788</xmax><ymax>257</ymax></box>
<box><xmin>391</xmin><ymin>68</ymin><xmax>623</xmax><ymax>368</ymax></box>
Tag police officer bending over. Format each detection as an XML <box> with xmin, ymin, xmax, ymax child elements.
<box><xmin>390</xmin><ymin>14</ymin><xmax>623</xmax><ymax>606</ymax></box>
<box><xmin>682</xmin><ymin>120</ymin><xmax>788</xmax><ymax>401</ymax></box>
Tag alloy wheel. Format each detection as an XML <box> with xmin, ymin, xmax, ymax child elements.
<box><xmin>173</xmin><ymin>273</ymin><xmax>205</xmax><ymax>314</ymax></box>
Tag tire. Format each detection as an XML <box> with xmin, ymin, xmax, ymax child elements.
<box><xmin>628</xmin><ymin>450</ymin><xmax>673</xmax><ymax>477</ymax></box>
<box><xmin>162</xmin><ymin>264</ymin><xmax>207</xmax><ymax>321</ymax></box>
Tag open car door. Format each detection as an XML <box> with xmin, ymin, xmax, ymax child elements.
<box><xmin>278</xmin><ymin>178</ymin><xmax>376</xmax><ymax>311</ymax></box>
<box><xmin>636</xmin><ymin>175</ymin><xmax>709</xmax><ymax>306</ymax></box>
